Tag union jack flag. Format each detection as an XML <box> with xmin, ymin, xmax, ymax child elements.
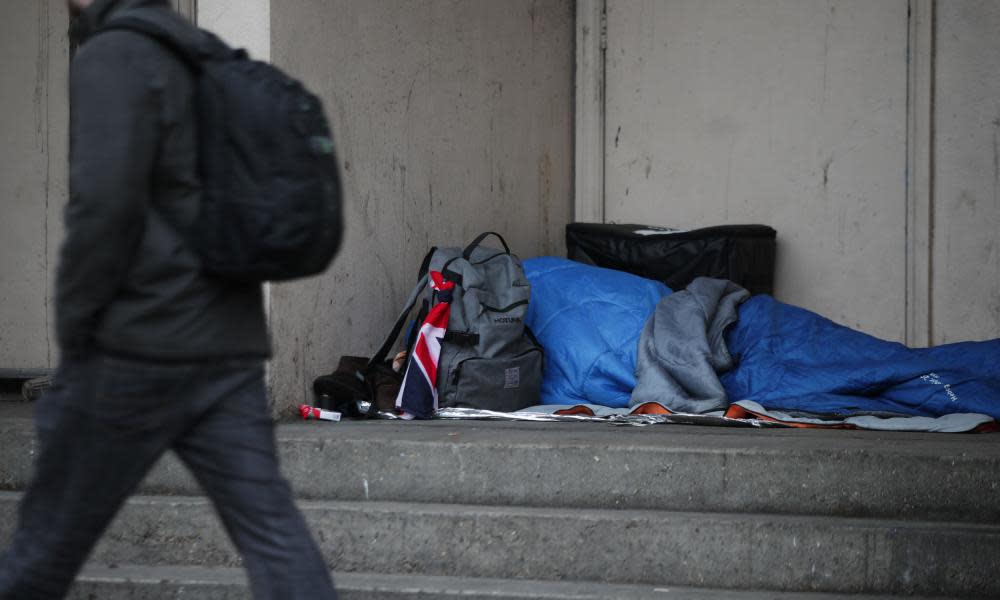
<box><xmin>395</xmin><ymin>271</ymin><xmax>455</xmax><ymax>419</ymax></box>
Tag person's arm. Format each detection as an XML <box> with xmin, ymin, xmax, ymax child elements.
<box><xmin>56</xmin><ymin>32</ymin><xmax>162</xmax><ymax>357</ymax></box>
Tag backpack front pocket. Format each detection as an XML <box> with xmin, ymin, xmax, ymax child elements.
<box><xmin>448</xmin><ymin>345</ymin><xmax>543</xmax><ymax>412</ymax></box>
<box><xmin>463</xmin><ymin>283</ymin><xmax>531</xmax><ymax>355</ymax></box>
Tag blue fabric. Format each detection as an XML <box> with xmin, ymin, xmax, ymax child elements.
<box><xmin>525</xmin><ymin>257</ymin><xmax>670</xmax><ymax>408</ymax></box>
<box><xmin>722</xmin><ymin>295</ymin><xmax>1000</xmax><ymax>419</ymax></box>
<box><xmin>525</xmin><ymin>257</ymin><xmax>1000</xmax><ymax>419</ymax></box>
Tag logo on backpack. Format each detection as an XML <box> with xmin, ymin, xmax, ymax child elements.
<box><xmin>494</xmin><ymin>316</ymin><xmax>522</xmax><ymax>324</ymax></box>
<box><xmin>504</xmin><ymin>367</ymin><xmax>521</xmax><ymax>389</ymax></box>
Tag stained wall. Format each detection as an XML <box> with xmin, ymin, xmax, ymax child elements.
<box><xmin>267</xmin><ymin>0</ymin><xmax>574</xmax><ymax>412</ymax></box>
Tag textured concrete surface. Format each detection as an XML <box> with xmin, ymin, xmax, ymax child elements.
<box><xmin>603</xmin><ymin>0</ymin><xmax>910</xmax><ymax>341</ymax></box>
<box><xmin>0</xmin><ymin>0</ymin><xmax>68</xmax><ymax>371</ymax></box>
<box><xmin>197</xmin><ymin>0</ymin><xmax>269</xmax><ymax>62</ymax></box>
<box><xmin>68</xmin><ymin>565</ymin><xmax>962</xmax><ymax>600</ymax></box>
<box><xmin>5</xmin><ymin>409</ymin><xmax>998</xmax><ymax>596</ymax></box>
<box><xmin>3</xmin><ymin>492</ymin><xmax>999</xmax><ymax>596</ymax></box>
<box><xmin>2</xmin><ymin>412</ymin><xmax>999</xmax><ymax>522</ymax></box>
<box><xmin>267</xmin><ymin>0</ymin><xmax>574</xmax><ymax>415</ymax></box>
<box><xmin>931</xmin><ymin>1</ymin><xmax>1000</xmax><ymax>343</ymax></box>
<box><xmin>597</xmin><ymin>0</ymin><xmax>1000</xmax><ymax>346</ymax></box>
<box><xmin>0</xmin><ymin>390</ymin><xmax>28</xmax><ymax>406</ymax></box>
<box><xmin>0</xmin><ymin>0</ymin><xmax>574</xmax><ymax>407</ymax></box>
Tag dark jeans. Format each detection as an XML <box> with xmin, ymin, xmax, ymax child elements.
<box><xmin>0</xmin><ymin>355</ymin><xmax>337</xmax><ymax>599</ymax></box>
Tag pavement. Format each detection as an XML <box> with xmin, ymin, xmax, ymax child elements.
<box><xmin>3</xmin><ymin>398</ymin><xmax>1000</xmax><ymax>598</ymax></box>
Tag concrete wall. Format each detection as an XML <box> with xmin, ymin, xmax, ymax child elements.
<box><xmin>267</xmin><ymin>0</ymin><xmax>574</xmax><ymax>412</ymax></box>
<box><xmin>0</xmin><ymin>0</ymin><xmax>574</xmax><ymax>408</ymax></box>
<box><xmin>0</xmin><ymin>1</ymin><xmax>68</xmax><ymax>373</ymax></box>
<box><xmin>196</xmin><ymin>0</ymin><xmax>270</xmax><ymax>61</ymax></box>
<box><xmin>4</xmin><ymin>0</ymin><xmax>993</xmax><ymax>408</ymax></box>
<box><xmin>931</xmin><ymin>1</ymin><xmax>1000</xmax><ymax>343</ymax></box>
<box><xmin>0</xmin><ymin>1</ymin><xmax>193</xmax><ymax>374</ymax></box>
<box><xmin>593</xmin><ymin>0</ymin><xmax>1000</xmax><ymax>345</ymax></box>
<box><xmin>601</xmin><ymin>0</ymin><xmax>910</xmax><ymax>341</ymax></box>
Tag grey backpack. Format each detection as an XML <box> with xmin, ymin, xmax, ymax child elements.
<box><xmin>366</xmin><ymin>232</ymin><xmax>543</xmax><ymax>417</ymax></box>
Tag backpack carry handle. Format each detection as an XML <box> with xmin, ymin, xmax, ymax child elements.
<box><xmin>462</xmin><ymin>231</ymin><xmax>510</xmax><ymax>260</ymax></box>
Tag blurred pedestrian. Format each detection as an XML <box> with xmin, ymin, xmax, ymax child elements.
<box><xmin>0</xmin><ymin>1</ymin><xmax>338</xmax><ymax>598</ymax></box>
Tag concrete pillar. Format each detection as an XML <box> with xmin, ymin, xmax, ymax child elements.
<box><xmin>0</xmin><ymin>0</ymin><xmax>69</xmax><ymax>375</ymax></box>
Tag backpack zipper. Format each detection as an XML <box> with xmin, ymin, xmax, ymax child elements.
<box><xmin>480</xmin><ymin>300</ymin><xmax>528</xmax><ymax>313</ymax></box>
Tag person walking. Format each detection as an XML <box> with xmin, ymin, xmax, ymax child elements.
<box><xmin>0</xmin><ymin>0</ymin><xmax>338</xmax><ymax>598</ymax></box>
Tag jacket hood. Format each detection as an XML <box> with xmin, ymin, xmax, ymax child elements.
<box><xmin>72</xmin><ymin>0</ymin><xmax>170</xmax><ymax>46</ymax></box>
<box><xmin>71</xmin><ymin>0</ymin><xmax>208</xmax><ymax>59</ymax></box>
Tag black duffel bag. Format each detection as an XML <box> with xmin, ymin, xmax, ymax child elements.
<box><xmin>566</xmin><ymin>223</ymin><xmax>776</xmax><ymax>295</ymax></box>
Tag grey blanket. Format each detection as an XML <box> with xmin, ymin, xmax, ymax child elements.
<box><xmin>630</xmin><ymin>277</ymin><xmax>750</xmax><ymax>413</ymax></box>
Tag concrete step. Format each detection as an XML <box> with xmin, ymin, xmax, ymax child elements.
<box><xmin>3</xmin><ymin>492</ymin><xmax>997</xmax><ymax>597</ymax></box>
<box><xmin>68</xmin><ymin>565</ymin><xmax>963</xmax><ymax>600</ymax></box>
<box><xmin>2</xmin><ymin>416</ymin><xmax>999</xmax><ymax>522</ymax></box>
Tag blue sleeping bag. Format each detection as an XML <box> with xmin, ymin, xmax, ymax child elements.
<box><xmin>524</xmin><ymin>257</ymin><xmax>670</xmax><ymax>408</ymax></box>
<box><xmin>525</xmin><ymin>257</ymin><xmax>1000</xmax><ymax>419</ymax></box>
<box><xmin>723</xmin><ymin>296</ymin><xmax>1000</xmax><ymax>418</ymax></box>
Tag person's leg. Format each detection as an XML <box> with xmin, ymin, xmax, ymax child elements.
<box><xmin>173</xmin><ymin>361</ymin><xmax>337</xmax><ymax>600</ymax></box>
<box><xmin>0</xmin><ymin>356</ymin><xmax>193</xmax><ymax>599</ymax></box>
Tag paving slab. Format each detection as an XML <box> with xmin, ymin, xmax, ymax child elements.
<box><xmin>3</xmin><ymin>492</ymin><xmax>998</xmax><ymax>597</ymax></box>
<box><xmin>3</xmin><ymin>411</ymin><xmax>998</xmax><ymax>521</ymax></box>
<box><xmin>68</xmin><ymin>565</ymin><xmax>967</xmax><ymax>600</ymax></box>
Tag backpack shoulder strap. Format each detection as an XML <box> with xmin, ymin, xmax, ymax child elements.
<box><xmin>98</xmin><ymin>16</ymin><xmax>204</xmax><ymax>72</ymax></box>
<box><xmin>365</xmin><ymin>272</ymin><xmax>427</xmax><ymax>373</ymax></box>
<box><xmin>364</xmin><ymin>246</ymin><xmax>438</xmax><ymax>372</ymax></box>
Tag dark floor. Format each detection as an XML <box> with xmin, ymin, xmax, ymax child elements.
<box><xmin>0</xmin><ymin>401</ymin><xmax>33</xmax><ymax>419</ymax></box>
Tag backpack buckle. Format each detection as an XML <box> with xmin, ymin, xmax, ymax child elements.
<box><xmin>443</xmin><ymin>331</ymin><xmax>479</xmax><ymax>346</ymax></box>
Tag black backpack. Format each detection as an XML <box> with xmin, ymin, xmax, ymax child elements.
<box><xmin>100</xmin><ymin>16</ymin><xmax>343</xmax><ymax>282</ymax></box>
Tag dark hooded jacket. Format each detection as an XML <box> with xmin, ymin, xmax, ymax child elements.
<box><xmin>57</xmin><ymin>0</ymin><xmax>270</xmax><ymax>360</ymax></box>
